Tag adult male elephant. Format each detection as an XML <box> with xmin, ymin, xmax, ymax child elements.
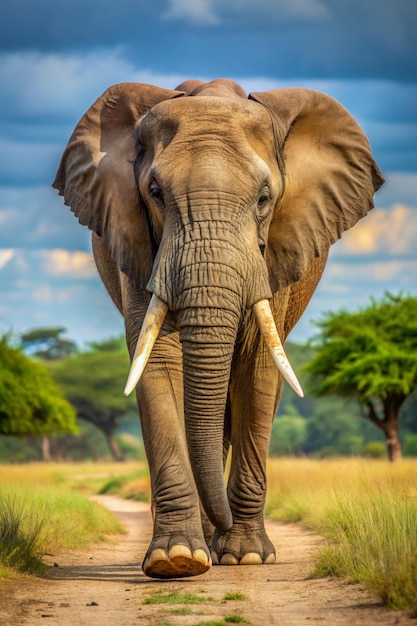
<box><xmin>53</xmin><ymin>78</ymin><xmax>383</xmax><ymax>578</ymax></box>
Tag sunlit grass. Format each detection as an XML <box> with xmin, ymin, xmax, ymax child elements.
<box><xmin>0</xmin><ymin>464</ymin><xmax>132</xmax><ymax>577</ymax></box>
<box><xmin>223</xmin><ymin>592</ymin><xmax>247</xmax><ymax>601</ymax></box>
<box><xmin>98</xmin><ymin>467</ymin><xmax>150</xmax><ymax>501</ymax></box>
<box><xmin>266</xmin><ymin>458</ymin><xmax>417</xmax><ymax>612</ymax></box>
<box><xmin>0</xmin><ymin>461</ymin><xmax>146</xmax><ymax>489</ymax></box>
<box><xmin>143</xmin><ymin>589</ymin><xmax>215</xmax><ymax>604</ymax></box>
<box><xmin>2</xmin><ymin>459</ymin><xmax>416</xmax><ymax>612</ymax></box>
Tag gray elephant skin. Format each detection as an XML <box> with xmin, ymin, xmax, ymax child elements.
<box><xmin>53</xmin><ymin>78</ymin><xmax>383</xmax><ymax>579</ymax></box>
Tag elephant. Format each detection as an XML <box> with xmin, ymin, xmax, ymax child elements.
<box><xmin>53</xmin><ymin>78</ymin><xmax>383</xmax><ymax>579</ymax></box>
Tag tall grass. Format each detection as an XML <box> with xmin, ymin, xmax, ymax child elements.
<box><xmin>266</xmin><ymin>458</ymin><xmax>417</xmax><ymax>612</ymax></box>
<box><xmin>0</xmin><ymin>491</ymin><xmax>47</xmax><ymax>575</ymax></box>
<box><xmin>0</xmin><ymin>465</ymin><xmax>129</xmax><ymax>577</ymax></box>
<box><xmin>3</xmin><ymin>460</ymin><xmax>415</xmax><ymax>611</ymax></box>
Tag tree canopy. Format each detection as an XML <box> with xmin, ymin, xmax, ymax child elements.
<box><xmin>305</xmin><ymin>293</ymin><xmax>417</xmax><ymax>461</ymax></box>
<box><xmin>47</xmin><ymin>335</ymin><xmax>137</xmax><ymax>461</ymax></box>
<box><xmin>21</xmin><ymin>327</ymin><xmax>77</xmax><ymax>360</ymax></box>
<box><xmin>0</xmin><ymin>336</ymin><xmax>77</xmax><ymax>437</ymax></box>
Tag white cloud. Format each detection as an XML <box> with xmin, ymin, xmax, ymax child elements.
<box><xmin>0</xmin><ymin>50</ymin><xmax>134</xmax><ymax>121</ymax></box>
<box><xmin>0</xmin><ymin>249</ymin><xmax>15</xmax><ymax>269</ymax></box>
<box><xmin>291</xmin><ymin>252</ymin><xmax>417</xmax><ymax>341</ymax></box>
<box><xmin>0</xmin><ymin>137</ymin><xmax>60</xmax><ymax>185</ymax></box>
<box><xmin>326</xmin><ymin>258</ymin><xmax>416</xmax><ymax>286</ymax></box>
<box><xmin>41</xmin><ymin>249</ymin><xmax>96</xmax><ymax>279</ymax></box>
<box><xmin>162</xmin><ymin>0</ymin><xmax>329</xmax><ymax>25</ymax></box>
<box><xmin>0</xmin><ymin>248</ymin><xmax>123</xmax><ymax>344</ymax></box>
<box><xmin>337</xmin><ymin>204</ymin><xmax>417</xmax><ymax>257</ymax></box>
<box><xmin>0</xmin><ymin>51</ymin><xmax>196</xmax><ymax>125</ymax></box>
<box><xmin>231</xmin><ymin>0</ymin><xmax>329</xmax><ymax>20</ymax></box>
<box><xmin>163</xmin><ymin>0</ymin><xmax>219</xmax><ymax>25</ymax></box>
<box><xmin>376</xmin><ymin>172</ymin><xmax>417</xmax><ymax>208</ymax></box>
<box><xmin>0</xmin><ymin>186</ymin><xmax>90</xmax><ymax>250</ymax></box>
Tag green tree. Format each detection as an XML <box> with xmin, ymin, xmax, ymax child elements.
<box><xmin>303</xmin><ymin>399</ymin><xmax>364</xmax><ymax>457</ymax></box>
<box><xmin>0</xmin><ymin>336</ymin><xmax>77</xmax><ymax>438</ymax></box>
<box><xmin>48</xmin><ymin>336</ymin><xmax>137</xmax><ymax>461</ymax></box>
<box><xmin>305</xmin><ymin>293</ymin><xmax>417</xmax><ymax>462</ymax></box>
<box><xmin>20</xmin><ymin>327</ymin><xmax>78</xmax><ymax>460</ymax></box>
<box><xmin>21</xmin><ymin>327</ymin><xmax>77</xmax><ymax>360</ymax></box>
<box><xmin>269</xmin><ymin>414</ymin><xmax>307</xmax><ymax>456</ymax></box>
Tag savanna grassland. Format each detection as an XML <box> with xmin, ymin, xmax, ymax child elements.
<box><xmin>0</xmin><ymin>458</ymin><xmax>416</xmax><ymax>613</ymax></box>
<box><xmin>266</xmin><ymin>458</ymin><xmax>417</xmax><ymax>612</ymax></box>
<box><xmin>0</xmin><ymin>462</ymin><xmax>143</xmax><ymax>578</ymax></box>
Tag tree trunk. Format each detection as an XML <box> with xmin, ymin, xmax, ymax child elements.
<box><xmin>383</xmin><ymin>397</ymin><xmax>403</xmax><ymax>462</ymax></box>
<box><xmin>364</xmin><ymin>397</ymin><xmax>404</xmax><ymax>462</ymax></box>
<box><xmin>104</xmin><ymin>431</ymin><xmax>124</xmax><ymax>462</ymax></box>
<box><xmin>41</xmin><ymin>436</ymin><xmax>52</xmax><ymax>462</ymax></box>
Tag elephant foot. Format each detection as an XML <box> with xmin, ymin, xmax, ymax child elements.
<box><xmin>211</xmin><ymin>520</ymin><xmax>276</xmax><ymax>566</ymax></box>
<box><xmin>142</xmin><ymin>543</ymin><xmax>211</xmax><ymax>579</ymax></box>
<box><xmin>211</xmin><ymin>550</ymin><xmax>276</xmax><ymax>565</ymax></box>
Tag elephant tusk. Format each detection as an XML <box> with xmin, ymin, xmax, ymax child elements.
<box><xmin>253</xmin><ymin>299</ymin><xmax>304</xmax><ymax>398</ymax></box>
<box><xmin>124</xmin><ymin>294</ymin><xmax>169</xmax><ymax>396</ymax></box>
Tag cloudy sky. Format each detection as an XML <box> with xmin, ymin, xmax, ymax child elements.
<box><xmin>0</xmin><ymin>0</ymin><xmax>416</xmax><ymax>346</ymax></box>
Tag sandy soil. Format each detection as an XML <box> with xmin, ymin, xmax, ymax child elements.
<box><xmin>0</xmin><ymin>495</ymin><xmax>414</xmax><ymax>626</ymax></box>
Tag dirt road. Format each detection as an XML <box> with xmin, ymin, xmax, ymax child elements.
<box><xmin>0</xmin><ymin>496</ymin><xmax>414</xmax><ymax>626</ymax></box>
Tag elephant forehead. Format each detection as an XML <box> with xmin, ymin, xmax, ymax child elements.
<box><xmin>142</xmin><ymin>96</ymin><xmax>273</xmax><ymax>142</ymax></box>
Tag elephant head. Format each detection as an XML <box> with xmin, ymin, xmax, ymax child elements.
<box><xmin>53</xmin><ymin>79</ymin><xmax>383</xmax><ymax>532</ymax></box>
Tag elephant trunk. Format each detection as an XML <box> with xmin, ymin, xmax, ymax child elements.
<box><xmin>177</xmin><ymin>306</ymin><xmax>239</xmax><ymax>530</ymax></box>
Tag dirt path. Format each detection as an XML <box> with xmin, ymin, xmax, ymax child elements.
<box><xmin>0</xmin><ymin>495</ymin><xmax>414</xmax><ymax>626</ymax></box>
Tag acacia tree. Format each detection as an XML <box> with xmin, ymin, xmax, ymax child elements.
<box><xmin>20</xmin><ymin>327</ymin><xmax>78</xmax><ymax>460</ymax></box>
<box><xmin>21</xmin><ymin>327</ymin><xmax>77</xmax><ymax>360</ymax></box>
<box><xmin>306</xmin><ymin>293</ymin><xmax>417</xmax><ymax>462</ymax></box>
<box><xmin>0</xmin><ymin>336</ymin><xmax>77</xmax><ymax>438</ymax></box>
<box><xmin>48</xmin><ymin>337</ymin><xmax>137</xmax><ymax>461</ymax></box>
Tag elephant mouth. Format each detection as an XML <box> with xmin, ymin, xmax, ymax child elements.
<box><xmin>123</xmin><ymin>293</ymin><xmax>303</xmax><ymax>398</ymax></box>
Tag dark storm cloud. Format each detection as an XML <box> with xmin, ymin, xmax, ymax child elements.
<box><xmin>0</xmin><ymin>0</ymin><xmax>415</xmax><ymax>81</ymax></box>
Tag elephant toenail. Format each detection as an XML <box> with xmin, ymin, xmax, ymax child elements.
<box><xmin>264</xmin><ymin>553</ymin><xmax>276</xmax><ymax>564</ymax></box>
<box><xmin>193</xmin><ymin>548</ymin><xmax>210</xmax><ymax>566</ymax></box>
<box><xmin>169</xmin><ymin>545</ymin><xmax>192</xmax><ymax>559</ymax></box>
<box><xmin>220</xmin><ymin>553</ymin><xmax>239</xmax><ymax>565</ymax></box>
<box><xmin>239</xmin><ymin>552</ymin><xmax>262</xmax><ymax>565</ymax></box>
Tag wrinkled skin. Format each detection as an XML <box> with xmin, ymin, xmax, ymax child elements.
<box><xmin>54</xmin><ymin>78</ymin><xmax>383</xmax><ymax>578</ymax></box>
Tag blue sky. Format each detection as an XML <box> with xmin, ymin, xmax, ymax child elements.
<box><xmin>0</xmin><ymin>0</ymin><xmax>416</xmax><ymax>345</ymax></box>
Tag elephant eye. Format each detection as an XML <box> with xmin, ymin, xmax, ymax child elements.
<box><xmin>257</xmin><ymin>186</ymin><xmax>271</xmax><ymax>219</ymax></box>
<box><xmin>149</xmin><ymin>181</ymin><xmax>164</xmax><ymax>208</ymax></box>
<box><xmin>258</xmin><ymin>194</ymin><xmax>269</xmax><ymax>209</ymax></box>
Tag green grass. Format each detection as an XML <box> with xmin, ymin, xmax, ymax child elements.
<box><xmin>98</xmin><ymin>468</ymin><xmax>150</xmax><ymax>501</ymax></box>
<box><xmin>223</xmin><ymin>616</ymin><xmax>249</xmax><ymax>623</ymax></box>
<box><xmin>0</xmin><ymin>481</ymin><xmax>125</xmax><ymax>577</ymax></box>
<box><xmin>223</xmin><ymin>592</ymin><xmax>247</xmax><ymax>601</ymax></box>
<box><xmin>143</xmin><ymin>590</ymin><xmax>215</xmax><ymax>605</ymax></box>
<box><xmin>311</xmin><ymin>488</ymin><xmax>417</xmax><ymax>611</ymax></box>
<box><xmin>266</xmin><ymin>458</ymin><xmax>417</xmax><ymax>612</ymax></box>
<box><xmin>0</xmin><ymin>491</ymin><xmax>47</xmax><ymax>575</ymax></box>
<box><xmin>167</xmin><ymin>607</ymin><xmax>194</xmax><ymax>615</ymax></box>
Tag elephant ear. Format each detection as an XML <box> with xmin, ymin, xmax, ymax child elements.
<box><xmin>249</xmin><ymin>88</ymin><xmax>384</xmax><ymax>292</ymax></box>
<box><xmin>53</xmin><ymin>82</ymin><xmax>184</xmax><ymax>287</ymax></box>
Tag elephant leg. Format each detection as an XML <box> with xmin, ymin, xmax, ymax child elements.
<box><xmin>135</xmin><ymin>330</ymin><xmax>211</xmax><ymax>578</ymax></box>
<box><xmin>211</xmin><ymin>349</ymin><xmax>280</xmax><ymax>566</ymax></box>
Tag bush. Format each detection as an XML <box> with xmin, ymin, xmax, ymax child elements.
<box><xmin>269</xmin><ymin>416</ymin><xmax>306</xmax><ymax>456</ymax></box>
<box><xmin>363</xmin><ymin>441</ymin><xmax>386</xmax><ymax>458</ymax></box>
<box><xmin>404</xmin><ymin>434</ymin><xmax>417</xmax><ymax>457</ymax></box>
